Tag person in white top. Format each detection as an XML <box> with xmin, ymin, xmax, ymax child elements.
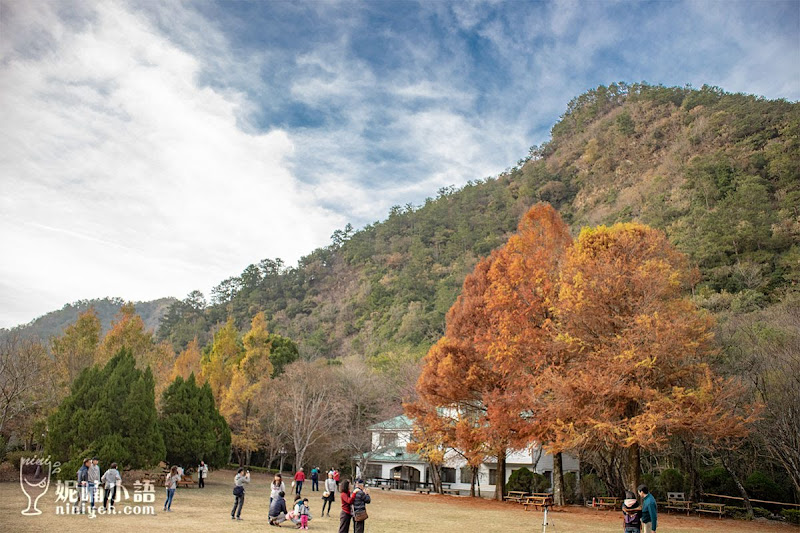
<box><xmin>270</xmin><ymin>473</ymin><xmax>286</xmax><ymax>504</ymax></box>
<box><xmin>164</xmin><ymin>466</ymin><xmax>181</xmax><ymax>512</ymax></box>
<box><xmin>321</xmin><ymin>472</ymin><xmax>337</xmax><ymax>517</ymax></box>
<box><xmin>198</xmin><ymin>461</ymin><xmax>208</xmax><ymax>488</ymax></box>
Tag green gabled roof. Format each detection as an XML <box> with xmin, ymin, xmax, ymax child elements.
<box><xmin>358</xmin><ymin>447</ymin><xmax>423</xmax><ymax>463</ymax></box>
<box><xmin>368</xmin><ymin>415</ymin><xmax>413</xmax><ymax>431</ymax></box>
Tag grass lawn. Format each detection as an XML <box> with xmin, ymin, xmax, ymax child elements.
<box><xmin>1</xmin><ymin>470</ymin><xmax>781</xmax><ymax>532</ymax></box>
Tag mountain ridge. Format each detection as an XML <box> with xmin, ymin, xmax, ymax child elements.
<box><xmin>8</xmin><ymin>83</ymin><xmax>799</xmax><ymax>356</ymax></box>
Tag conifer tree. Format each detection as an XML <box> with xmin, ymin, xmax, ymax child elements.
<box><xmin>46</xmin><ymin>348</ymin><xmax>166</xmax><ymax>478</ymax></box>
<box><xmin>160</xmin><ymin>374</ymin><xmax>231</xmax><ymax>467</ymax></box>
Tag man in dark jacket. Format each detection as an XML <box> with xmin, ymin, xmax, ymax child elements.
<box><xmin>268</xmin><ymin>490</ymin><xmax>288</xmax><ymax>526</ymax></box>
<box><xmin>352</xmin><ymin>479</ymin><xmax>371</xmax><ymax>533</ymax></box>
<box><xmin>75</xmin><ymin>459</ymin><xmax>90</xmax><ymax>514</ymax></box>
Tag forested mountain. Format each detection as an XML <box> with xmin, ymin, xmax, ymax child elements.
<box><xmin>156</xmin><ymin>83</ymin><xmax>799</xmax><ymax>364</ymax></box>
<box><xmin>1</xmin><ymin>297</ymin><xmax>176</xmax><ymax>343</ymax></box>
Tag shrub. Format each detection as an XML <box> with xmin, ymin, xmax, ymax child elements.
<box><xmin>726</xmin><ymin>505</ymin><xmax>772</xmax><ymax>520</ymax></box>
<box><xmin>532</xmin><ymin>472</ymin><xmax>551</xmax><ymax>494</ymax></box>
<box><xmin>0</xmin><ymin>462</ymin><xmax>16</xmax><ymax>482</ymax></box>
<box><xmin>744</xmin><ymin>471</ymin><xmax>787</xmax><ymax>503</ymax></box>
<box><xmin>701</xmin><ymin>465</ymin><xmax>737</xmax><ymax>496</ymax></box>
<box><xmin>4</xmin><ymin>450</ymin><xmax>40</xmax><ymax>468</ymax></box>
<box><xmin>580</xmin><ymin>473</ymin><xmax>607</xmax><ymax>498</ymax></box>
<box><xmin>507</xmin><ymin>467</ymin><xmax>534</xmax><ymax>493</ymax></box>
<box><xmin>563</xmin><ymin>472</ymin><xmax>578</xmax><ymax>504</ymax></box>
<box><xmin>659</xmin><ymin>468</ymin><xmax>685</xmax><ymax>495</ymax></box>
<box><xmin>781</xmin><ymin>509</ymin><xmax>800</xmax><ymax>525</ymax></box>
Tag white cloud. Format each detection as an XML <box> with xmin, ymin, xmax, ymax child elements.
<box><xmin>0</xmin><ymin>2</ymin><xmax>344</xmax><ymax>327</ymax></box>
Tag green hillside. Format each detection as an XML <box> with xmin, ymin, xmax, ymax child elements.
<box><xmin>0</xmin><ymin>297</ymin><xmax>176</xmax><ymax>343</ymax></box>
<box><xmin>155</xmin><ymin>82</ymin><xmax>799</xmax><ymax>361</ymax></box>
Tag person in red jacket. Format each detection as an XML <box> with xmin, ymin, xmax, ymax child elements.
<box><xmin>338</xmin><ymin>479</ymin><xmax>354</xmax><ymax>533</ymax></box>
<box><xmin>294</xmin><ymin>468</ymin><xmax>306</xmax><ymax>495</ymax></box>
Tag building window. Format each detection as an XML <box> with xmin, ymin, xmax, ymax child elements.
<box><xmin>489</xmin><ymin>468</ymin><xmax>497</xmax><ymax>485</ymax></box>
<box><xmin>459</xmin><ymin>466</ymin><xmax>473</xmax><ymax>484</ymax></box>
<box><xmin>379</xmin><ymin>432</ymin><xmax>397</xmax><ymax>448</ymax></box>
<box><xmin>364</xmin><ymin>464</ymin><xmax>382</xmax><ymax>480</ymax></box>
<box><xmin>441</xmin><ymin>467</ymin><xmax>456</xmax><ymax>483</ymax></box>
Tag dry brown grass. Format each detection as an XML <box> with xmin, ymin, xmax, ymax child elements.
<box><xmin>0</xmin><ymin>471</ymin><xmax>785</xmax><ymax>532</ymax></box>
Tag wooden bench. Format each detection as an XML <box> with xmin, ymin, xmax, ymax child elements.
<box><xmin>505</xmin><ymin>491</ymin><xmax>529</xmax><ymax>503</ymax></box>
<box><xmin>416</xmin><ymin>487</ymin><xmax>431</xmax><ymax>494</ymax></box>
<box><xmin>665</xmin><ymin>493</ymin><xmax>692</xmax><ymax>515</ymax></box>
<box><xmin>176</xmin><ymin>475</ymin><xmax>196</xmax><ymax>488</ymax></box>
<box><xmin>523</xmin><ymin>495</ymin><xmax>553</xmax><ymax>511</ymax></box>
<box><xmin>442</xmin><ymin>488</ymin><xmax>460</xmax><ymax>496</ymax></box>
<box><xmin>695</xmin><ymin>502</ymin><xmax>725</xmax><ymax>518</ymax></box>
<box><xmin>596</xmin><ymin>497</ymin><xmax>621</xmax><ymax>510</ymax></box>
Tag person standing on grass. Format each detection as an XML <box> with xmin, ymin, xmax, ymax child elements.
<box><xmin>351</xmin><ymin>479</ymin><xmax>371</xmax><ymax>533</ymax></box>
<box><xmin>198</xmin><ymin>461</ymin><xmax>208</xmax><ymax>488</ymax></box>
<box><xmin>75</xmin><ymin>458</ymin><xmax>90</xmax><ymax>514</ymax></box>
<box><xmin>638</xmin><ymin>484</ymin><xmax>657</xmax><ymax>533</ymax></box>
<box><xmin>231</xmin><ymin>467</ymin><xmax>250</xmax><ymax>520</ymax></box>
<box><xmin>164</xmin><ymin>466</ymin><xmax>180</xmax><ymax>512</ymax></box>
<box><xmin>295</xmin><ymin>467</ymin><xmax>306</xmax><ymax>495</ymax></box>
<box><xmin>311</xmin><ymin>466</ymin><xmax>319</xmax><ymax>492</ymax></box>
<box><xmin>101</xmin><ymin>462</ymin><xmax>122</xmax><ymax>510</ymax></box>
<box><xmin>334</xmin><ymin>469</ymin><xmax>341</xmax><ymax>490</ymax></box>
<box><xmin>88</xmin><ymin>457</ymin><xmax>101</xmax><ymax>510</ymax></box>
<box><xmin>321</xmin><ymin>472</ymin><xmax>337</xmax><ymax>517</ymax></box>
<box><xmin>338</xmin><ymin>479</ymin><xmax>354</xmax><ymax>533</ymax></box>
<box><xmin>622</xmin><ymin>490</ymin><xmax>642</xmax><ymax>533</ymax></box>
<box><xmin>271</xmin><ymin>473</ymin><xmax>286</xmax><ymax>504</ymax></box>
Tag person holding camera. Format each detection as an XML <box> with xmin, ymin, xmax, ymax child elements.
<box><xmin>231</xmin><ymin>467</ymin><xmax>250</xmax><ymax>520</ymax></box>
<box><xmin>351</xmin><ymin>479</ymin><xmax>371</xmax><ymax>533</ymax></box>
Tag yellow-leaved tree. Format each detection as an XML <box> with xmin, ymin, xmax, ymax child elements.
<box><xmin>219</xmin><ymin>313</ymin><xmax>273</xmax><ymax>465</ymax></box>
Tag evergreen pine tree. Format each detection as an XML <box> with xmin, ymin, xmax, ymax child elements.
<box><xmin>160</xmin><ymin>373</ymin><xmax>231</xmax><ymax>467</ymax></box>
<box><xmin>46</xmin><ymin>348</ymin><xmax>165</xmax><ymax>479</ymax></box>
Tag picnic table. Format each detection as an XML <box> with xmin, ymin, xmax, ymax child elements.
<box><xmin>665</xmin><ymin>492</ymin><xmax>692</xmax><ymax>515</ymax></box>
<box><xmin>176</xmin><ymin>474</ymin><xmax>196</xmax><ymax>488</ymax></box>
<box><xmin>695</xmin><ymin>502</ymin><xmax>725</xmax><ymax>518</ymax></box>
<box><xmin>523</xmin><ymin>494</ymin><xmax>553</xmax><ymax>511</ymax></box>
<box><xmin>505</xmin><ymin>491</ymin><xmax>529</xmax><ymax>503</ymax></box>
<box><xmin>596</xmin><ymin>496</ymin><xmax>621</xmax><ymax>510</ymax></box>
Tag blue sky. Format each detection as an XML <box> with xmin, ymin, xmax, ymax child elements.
<box><xmin>1</xmin><ymin>0</ymin><xmax>798</xmax><ymax>327</ymax></box>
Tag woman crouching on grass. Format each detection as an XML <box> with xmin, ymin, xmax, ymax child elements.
<box><xmin>338</xmin><ymin>480</ymin><xmax>354</xmax><ymax>533</ymax></box>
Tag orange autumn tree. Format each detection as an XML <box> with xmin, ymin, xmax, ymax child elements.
<box><xmin>550</xmin><ymin>223</ymin><xmax>753</xmax><ymax>491</ymax></box>
<box><xmin>483</xmin><ymin>203</ymin><xmax>573</xmax><ymax>504</ymax></box>
<box><xmin>412</xmin><ymin>254</ymin><xmax>516</xmax><ymax>499</ymax></box>
<box><xmin>412</xmin><ymin>205</ymin><xmax>564</xmax><ymax>500</ymax></box>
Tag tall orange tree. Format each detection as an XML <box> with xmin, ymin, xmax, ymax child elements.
<box><xmin>412</xmin><ymin>254</ymin><xmax>519</xmax><ymax>499</ymax></box>
<box><xmin>412</xmin><ymin>204</ymin><xmax>570</xmax><ymax>500</ymax></box>
<box><xmin>550</xmin><ymin>223</ymin><xmax>753</xmax><ymax>491</ymax></box>
<box><xmin>483</xmin><ymin>203</ymin><xmax>573</xmax><ymax>504</ymax></box>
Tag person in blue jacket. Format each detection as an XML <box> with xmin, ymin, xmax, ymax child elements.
<box><xmin>638</xmin><ymin>484</ymin><xmax>657</xmax><ymax>533</ymax></box>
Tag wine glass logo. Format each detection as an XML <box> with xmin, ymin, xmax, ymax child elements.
<box><xmin>20</xmin><ymin>456</ymin><xmax>52</xmax><ymax>516</ymax></box>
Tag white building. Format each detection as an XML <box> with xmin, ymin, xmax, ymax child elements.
<box><xmin>358</xmin><ymin>415</ymin><xmax>579</xmax><ymax>497</ymax></box>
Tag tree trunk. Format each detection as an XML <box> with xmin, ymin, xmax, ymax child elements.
<box><xmin>279</xmin><ymin>454</ymin><xmax>286</xmax><ymax>474</ymax></box>
<box><xmin>624</xmin><ymin>444</ymin><xmax>641</xmax><ymax>493</ymax></box>
<box><xmin>429</xmin><ymin>463</ymin><xmax>442</xmax><ymax>493</ymax></box>
<box><xmin>495</xmin><ymin>449</ymin><xmax>507</xmax><ymax>501</ymax></box>
<box><xmin>470</xmin><ymin>466</ymin><xmax>479</xmax><ymax>497</ymax></box>
<box><xmin>682</xmin><ymin>439</ymin><xmax>701</xmax><ymax>501</ymax></box>
<box><xmin>721</xmin><ymin>452</ymin><xmax>754</xmax><ymax>519</ymax></box>
<box><xmin>553</xmin><ymin>452</ymin><xmax>566</xmax><ymax>506</ymax></box>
